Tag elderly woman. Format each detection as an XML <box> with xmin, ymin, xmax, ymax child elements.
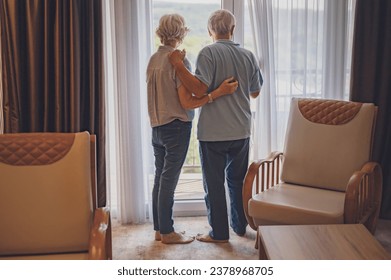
<box><xmin>147</xmin><ymin>14</ymin><xmax>237</xmax><ymax>244</ymax></box>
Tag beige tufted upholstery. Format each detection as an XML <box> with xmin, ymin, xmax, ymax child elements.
<box><xmin>281</xmin><ymin>99</ymin><xmax>375</xmax><ymax>192</ymax></box>
<box><xmin>0</xmin><ymin>133</ymin><xmax>75</xmax><ymax>166</ymax></box>
<box><xmin>243</xmin><ymin>98</ymin><xmax>382</xmax><ymax>247</ymax></box>
<box><xmin>0</xmin><ymin>132</ymin><xmax>112</xmax><ymax>260</ymax></box>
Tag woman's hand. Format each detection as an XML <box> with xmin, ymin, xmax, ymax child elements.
<box><xmin>214</xmin><ymin>77</ymin><xmax>238</xmax><ymax>98</ymax></box>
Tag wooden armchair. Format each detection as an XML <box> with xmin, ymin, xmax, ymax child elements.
<box><xmin>243</xmin><ymin>98</ymin><xmax>382</xmax><ymax>247</ymax></box>
<box><xmin>0</xmin><ymin>132</ymin><xmax>112</xmax><ymax>259</ymax></box>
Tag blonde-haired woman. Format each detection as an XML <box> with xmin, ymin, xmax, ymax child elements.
<box><xmin>147</xmin><ymin>14</ymin><xmax>238</xmax><ymax>244</ymax></box>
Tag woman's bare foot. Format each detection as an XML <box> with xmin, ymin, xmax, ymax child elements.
<box><xmin>161</xmin><ymin>231</ymin><xmax>195</xmax><ymax>244</ymax></box>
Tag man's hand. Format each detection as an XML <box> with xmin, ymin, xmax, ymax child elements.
<box><xmin>169</xmin><ymin>49</ymin><xmax>186</xmax><ymax>67</ymax></box>
<box><xmin>168</xmin><ymin>49</ymin><xmax>208</xmax><ymax>96</ymax></box>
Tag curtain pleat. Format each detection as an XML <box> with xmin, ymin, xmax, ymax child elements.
<box><xmin>350</xmin><ymin>0</ymin><xmax>391</xmax><ymax>219</ymax></box>
<box><xmin>0</xmin><ymin>0</ymin><xmax>106</xmax><ymax>206</ymax></box>
<box><xmin>103</xmin><ymin>0</ymin><xmax>152</xmax><ymax>223</ymax></box>
<box><xmin>249</xmin><ymin>0</ymin><xmax>355</xmax><ymax>158</ymax></box>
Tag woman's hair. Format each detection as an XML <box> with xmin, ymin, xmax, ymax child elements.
<box><xmin>156</xmin><ymin>14</ymin><xmax>189</xmax><ymax>45</ymax></box>
<box><xmin>207</xmin><ymin>9</ymin><xmax>236</xmax><ymax>36</ymax></box>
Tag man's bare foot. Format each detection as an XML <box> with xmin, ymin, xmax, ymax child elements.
<box><xmin>196</xmin><ymin>233</ymin><xmax>228</xmax><ymax>243</ymax></box>
<box><xmin>155</xmin><ymin>231</ymin><xmax>161</xmax><ymax>241</ymax></box>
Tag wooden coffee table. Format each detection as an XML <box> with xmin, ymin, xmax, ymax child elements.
<box><xmin>258</xmin><ymin>224</ymin><xmax>390</xmax><ymax>260</ymax></box>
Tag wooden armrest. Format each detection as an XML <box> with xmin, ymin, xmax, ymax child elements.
<box><xmin>88</xmin><ymin>207</ymin><xmax>112</xmax><ymax>260</ymax></box>
<box><xmin>344</xmin><ymin>162</ymin><xmax>382</xmax><ymax>234</ymax></box>
<box><xmin>243</xmin><ymin>151</ymin><xmax>283</xmax><ymax>230</ymax></box>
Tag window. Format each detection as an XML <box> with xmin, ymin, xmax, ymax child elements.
<box><xmin>105</xmin><ymin>0</ymin><xmax>356</xmax><ymax>221</ymax></box>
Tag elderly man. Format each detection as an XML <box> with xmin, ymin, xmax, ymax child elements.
<box><xmin>169</xmin><ymin>9</ymin><xmax>263</xmax><ymax>242</ymax></box>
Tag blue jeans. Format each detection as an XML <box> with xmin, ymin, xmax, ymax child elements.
<box><xmin>152</xmin><ymin>120</ymin><xmax>192</xmax><ymax>234</ymax></box>
<box><xmin>199</xmin><ymin>138</ymin><xmax>249</xmax><ymax>240</ymax></box>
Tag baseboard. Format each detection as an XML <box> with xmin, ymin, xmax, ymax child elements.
<box><xmin>173</xmin><ymin>200</ymin><xmax>207</xmax><ymax>217</ymax></box>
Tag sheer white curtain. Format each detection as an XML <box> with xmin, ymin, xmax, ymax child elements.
<box><xmin>248</xmin><ymin>0</ymin><xmax>278</xmax><ymax>159</ymax></box>
<box><xmin>103</xmin><ymin>0</ymin><xmax>153</xmax><ymax>224</ymax></box>
<box><xmin>249</xmin><ymin>0</ymin><xmax>355</xmax><ymax>159</ymax></box>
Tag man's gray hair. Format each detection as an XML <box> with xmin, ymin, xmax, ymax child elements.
<box><xmin>207</xmin><ymin>9</ymin><xmax>236</xmax><ymax>36</ymax></box>
<box><xmin>156</xmin><ymin>14</ymin><xmax>189</xmax><ymax>45</ymax></box>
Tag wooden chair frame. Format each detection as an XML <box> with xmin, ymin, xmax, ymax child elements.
<box><xmin>89</xmin><ymin>135</ymin><xmax>112</xmax><ymax>260</ymax></box>
<box><xmin>242</xmin><ymin>151</ymin><xmax>383</xmax><ymax>234</ymax></box>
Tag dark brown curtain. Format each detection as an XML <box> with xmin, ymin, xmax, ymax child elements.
<box><xmin>350</xmin><ymin>0</ymin><xmax>391</xmax><ymax>219</ymax></box>
<box><xmin>0</xmin><ymin>0</ymin><xmax>106</xmax><ymax>207</ymax></box>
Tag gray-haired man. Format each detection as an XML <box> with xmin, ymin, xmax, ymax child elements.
<box><xmin>169</xmin><ymin>9</ymin><xmax>263</xmax><ymax>243</ymax></box>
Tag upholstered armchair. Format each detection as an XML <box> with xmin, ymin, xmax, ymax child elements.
<box><xmin>0</xmin><ymin>132</ymin><xmax>112</xmax><ymax>260</ymax></box>
<box><xmin>243</xmin><ymin>98</ymin><xmax>382</xmax><ymax>246</ymax></box>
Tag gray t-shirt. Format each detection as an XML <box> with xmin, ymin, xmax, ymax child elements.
<box><xmin>147</xmin><ymin>45</ymin><xmax>193</xmax><ymax>127</ymax></box>
<box><xmin>195</xmin><ymin>40</ymin><xmax>263</xmax><ymax>141</ymax></box>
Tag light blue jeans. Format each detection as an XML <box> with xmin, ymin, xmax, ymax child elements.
<box><xmin>199</xmin><ymin>138</ymin><xmax>249</xmax><ymax>240</ymax></box>
<box><xmin>152</xmin><ymin>120</ymin><xmax>192</xmax><ymax>234</ymax></box>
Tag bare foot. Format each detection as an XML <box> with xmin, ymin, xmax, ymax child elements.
<box><xmin>155</xmin><ymin>231</ymin><xmax>161</xmax><ymax>241</ymax></box>
<box><xmin>196</xmin><ymin>233</ymin><xmax>228</xmax><ymax>243</ymax></box>
<box><xmin>161</xmin><ymin>231</ymin><xmax>195</xmax><ymax>244</ymax></box>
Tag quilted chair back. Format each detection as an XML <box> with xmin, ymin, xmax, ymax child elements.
<box><xmin>0</xmin><ymin>132</ymin><xmax>93</xmax><ymax>256</ymax></box>
<box><xmin>281</xmin><ymin>98</ymin><xmax>376</xmax><ymax>192</ymax></box>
